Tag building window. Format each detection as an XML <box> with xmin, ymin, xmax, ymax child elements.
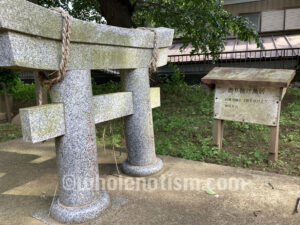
<box><xmin>240</xmin><ymin>13</ymin><xmax>261</xmax><ymax>31</ymax></box>
<box><xmin>223</xmin><ymin>0</ymin><xmax>261</xmax><ymax>5</ymax></box>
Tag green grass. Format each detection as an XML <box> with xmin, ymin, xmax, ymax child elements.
<box><xmin>95</xmin><ymin>83</ymin><xmax>300</xmax><ymax>176</ymax></box>
<box><xmin>1</xmin><ymin>81</ymin><xmax>300</xmax><ymax>176</ymax></box>
<box><xmin>0</xmin><ymin>123</ymin><xmax>22</xmax><ymax>142</ymax></box>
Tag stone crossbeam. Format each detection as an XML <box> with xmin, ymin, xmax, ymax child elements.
<box><xmin>150</xmin><ymin>87</ymin><xmax>161</xmax><ymax>108</ymax></box>
<box><xmin>20</xmin><ymin>104</ymin><xmax>65</xmax><ymax>144</ymax></box>
<box><xmin>0</xmin><ymin>0</ymin><xmax>174</xmax><ymax>70</ymax></box>
<box><xmin>93</xmin><ymin>92</ymin><xmax>134</xmax><ymax>124</ymax></box>
<box><xmin>20</xmin><ymin>88</ymin><xmax>161</xmax><ymax>143</ymax></box>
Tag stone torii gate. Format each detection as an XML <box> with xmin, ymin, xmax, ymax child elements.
<box><xmin>0</xmin><ymin>0</ymin><xmax>174</xmax><ymax>223</ymax></box>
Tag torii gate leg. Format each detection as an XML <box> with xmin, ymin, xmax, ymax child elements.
<box><xmin>50</xmin><ymin>70</ymin><xmax>109</xmax><ymax>224</ymax></box>
<box><xmin>121</xmin><ymin>68</ymin><xmax>163</xmax><ymax>176</ymax></box>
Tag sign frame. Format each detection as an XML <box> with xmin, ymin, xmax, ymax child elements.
<box><xmin>202</xmin><ymin>67</ymin><xmax>296</xmax><ymax>162</ymax></box>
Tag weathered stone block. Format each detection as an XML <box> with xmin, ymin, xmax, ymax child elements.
<box><xmin>93</xmin><ymin>92</ymin><xmax>134</xmax><ymax>124</ymax></box>
<box><xmin>150</xmin><ymin>87</ymin><xmax>161</xmax><ymax>108</ymax></box>
<box><xmin>20</xmin><ymin>88</ymin><xmax>161</xmax><ymax>143</ymax></box>
<box><xmin>93</xmin><ymin>88</ymin><xmax>160</xmax><ymax>123</ymax></box>
<box><xmin>20</xmin><ymin>104</ymin><xmax>65</xmax><ymax>143</ymax></box>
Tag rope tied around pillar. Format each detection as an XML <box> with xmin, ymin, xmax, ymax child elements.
<box><xmin>38</xmin><ymin>8</ymin><xmax>71</xmax><ymax>105</ymax></box>
<box><xmin>138</xmin><ymin>27</ymin><xmax>159</xmax><ymax>75</ymax></box>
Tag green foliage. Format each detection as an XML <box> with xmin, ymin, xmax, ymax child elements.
<box><xmin>0</xmin><ymin>123</ymin><xmax>22</xmax><ymax>142</ymax></box>
<box><xmin>38</xmin><ymin>0</ymin><xmax>103</xmax><ymax>23</ymax></box>
<box><xmin>0</xmin><ymin>69</ymin><xmax>37</xmax><ymax>101</ymax></box>
<box><xmin>37</xmin><ymin>0</ymin><xmax>262</xmax><ymax>60</ymax></box>
<box><xmin>134</xmin><ymin>0</ymin><xmax>262</xmax><ymax>56</ymax></box>
<box><xmin>96</xmin><ymin>119</ymin><xmax>124</xmax><ymax>150</ymax></box>
<box><xmin>161</xmin><ymin>64</ymin><xmax>186</xmax><ymax>94</ymax></box>
<box><xmin>9</xmin><ymin>80</ymin><xmax>36</xmax><ymax>100</ymax></box>
<box><xmin>92</xmin><ymin>81</ymin><xmax>121</xmax><ymax>95</ymax></box>
<box><xmin>0</xmin><ymin>69</ymin><xmax>20</xmax><ymax>90</ymax></box>
<box><xmin>0</xmin><ymin>68</ymin><xmax>36</xmax><ymax>101</ymax></box>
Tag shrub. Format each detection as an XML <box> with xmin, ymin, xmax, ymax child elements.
<box><xmin>9</xmin><ymin>80</ymin><xmax>36</xmax><ymax>101</ymax></box>
<box><xmin>92</xmin><ymin>80</ymin><xmax>121</xmax><ymax>95</ymax></box>
<box><xmin>161</xmin><ymin>63</ymin><xmax>187</xmax><ymax>94</ymax></box>
<box><xmin>0</xmin><ymin>68</ymin><xmax>20</xmax><ymax>91</ymax></box>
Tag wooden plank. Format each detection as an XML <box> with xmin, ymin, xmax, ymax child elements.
<box><xmin>268</xmin><ymin>100</ymin><xmax>282</xmax><ymax>162</ymax></box>
<box><xmin>213</xmin><ymin>119</ymin><xmax>224</xmax><ymax>150</ymax></box>
<box><xmin>201</xmin><ymin>67</ymin><xmax>296</xmax><ymax>88</ymax></box>
<box><xmin>280</xmin><ymin>87</ymin><xmax>287</xmax><ymax>100</ymax></box>
<box><xmin>0</xmin><ymin>0</ymin><xmax>173</xmax><ymax>49</ymax></box>
<box><xmin>269</xmin><ymin>125</ymin><xmax>279</xmax><ymax>162</ymax></box>
<box><xmin>214</xmin><ymin>84</ymin><xmax>281</xmax><ymax>126</ymax></box>
<box><xmin>20</xmin><ymin>104</ymin><xmax>65</xmax><ymax>143</ymax></box>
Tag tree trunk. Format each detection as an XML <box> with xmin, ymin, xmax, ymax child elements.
<box><xmin>27</xmin><ymin>0</ymin><xmax>38</xmax><ymax>3</ymax></box>
<box><xmin>97</xmin><ymin>0</ymin><xmax>135</xmax><ymax>27</ymax></box>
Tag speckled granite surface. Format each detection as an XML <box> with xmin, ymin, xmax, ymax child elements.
<box><xmin>50</xmin><ymin>70</ymin><xmax>109</xmax><ymax>223</ymax></box>
<box><xmin>121</xmin><ymin>68</ymin><xmax>163</xmax><ymax>176</ymax></box>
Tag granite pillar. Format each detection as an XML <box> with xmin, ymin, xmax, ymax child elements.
<box><xmin>49</xmin><ymin>70</ymin><xmax>109</xmax><ymax>224</ymax></box>
<box><xmin>121</xmin><ymin>68</ymin><xmax>163</xmax><ymax>176</ymax></box>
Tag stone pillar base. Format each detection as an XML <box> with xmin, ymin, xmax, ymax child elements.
<box><xmin>50</xmin><ymin>190</ymin><xmax>110</xmax><ymax>224</ymax></box>
<box><xmin>122</xmin><ymin>158</ymin><xmax>163</xmax><ymax>177</ymax></box>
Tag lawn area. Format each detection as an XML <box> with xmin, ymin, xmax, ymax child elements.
<box><xmin>0</xmin><ymin>123</ymin><xmax>22</xmax><ymax>142</ymax></box>
<box><xmin>1</xmin><ymin>82</ymin><xmax>299</xmax><ymax>176</ymax></box>
<box><xmin>152</xmin><ymin>85</ymin><xmax>300</xmax><ymax>176</ymax></box>
<box><xmin>95</xmin><ymin>83</ymin><xmax>300</xmax><ymax>176</ymax></box>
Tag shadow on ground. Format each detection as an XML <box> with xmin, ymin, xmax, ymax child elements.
<box><xmin>0</xmin><ymin>139</ymin><xmax>299</xmax><ymax>225</ymax></box>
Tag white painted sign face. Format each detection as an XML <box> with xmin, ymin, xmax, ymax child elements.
<box><xmin>214</xmin><ymin>84</ymin><xmax>281</xmax><ymax>126</ymax></box>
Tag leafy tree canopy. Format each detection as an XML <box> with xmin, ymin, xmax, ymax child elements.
<box><xmin>38</xmin><ymin>0</ymin><xmax>261</xmax><ymax>56</ymax></box>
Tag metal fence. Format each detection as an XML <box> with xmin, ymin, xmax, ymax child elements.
<box><xmin>168</xmin><ymin>48</ymin><xmax>300</xmax><ymax>66</ymax></box>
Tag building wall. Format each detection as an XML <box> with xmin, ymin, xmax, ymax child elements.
<box><xmin>224</xmin><ymin>0</ymin><xmax>300</xmax><ymax>15</ymax></box>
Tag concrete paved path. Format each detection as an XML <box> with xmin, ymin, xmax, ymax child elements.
<box><xmin>0</xmin><ymin>139</ymin><xmax>299</xmax><ymax>225</ymax></box>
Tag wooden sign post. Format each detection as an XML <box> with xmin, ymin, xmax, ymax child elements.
<box><xmin>202</xmin><ymin>67</ymin><xmax>296</xmax><ymax>162</ymax></box>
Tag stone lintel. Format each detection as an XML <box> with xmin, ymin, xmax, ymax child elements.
<box><xmin>0</xmin><ymin>0</ymin><xmax>174</xmax><ymax>49</ymax></box>
<box><xmin>0</xmin><ymin>32</ymin><xmax>169</xmax><ymax>70</ymax></box>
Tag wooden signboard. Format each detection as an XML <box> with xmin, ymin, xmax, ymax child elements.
<box><xmin>214</xmin><ymin>85</ymin><xmax>281</xmax><ymax>126</ymax></box>
<box><xmin>202</xmin><ymin>67</ymin><xmax>296</xmax><ymax>162</ymax></box>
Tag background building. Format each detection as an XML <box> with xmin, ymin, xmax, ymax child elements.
<box><xmin>161</xmin><ymin>0</ymin><xmax>300</xmax><ymax>83</ymax></box>
<box><xmin>20</xmin><ymin>0</ymin><xmax>300</xmax><ymax>83</ymax></box>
